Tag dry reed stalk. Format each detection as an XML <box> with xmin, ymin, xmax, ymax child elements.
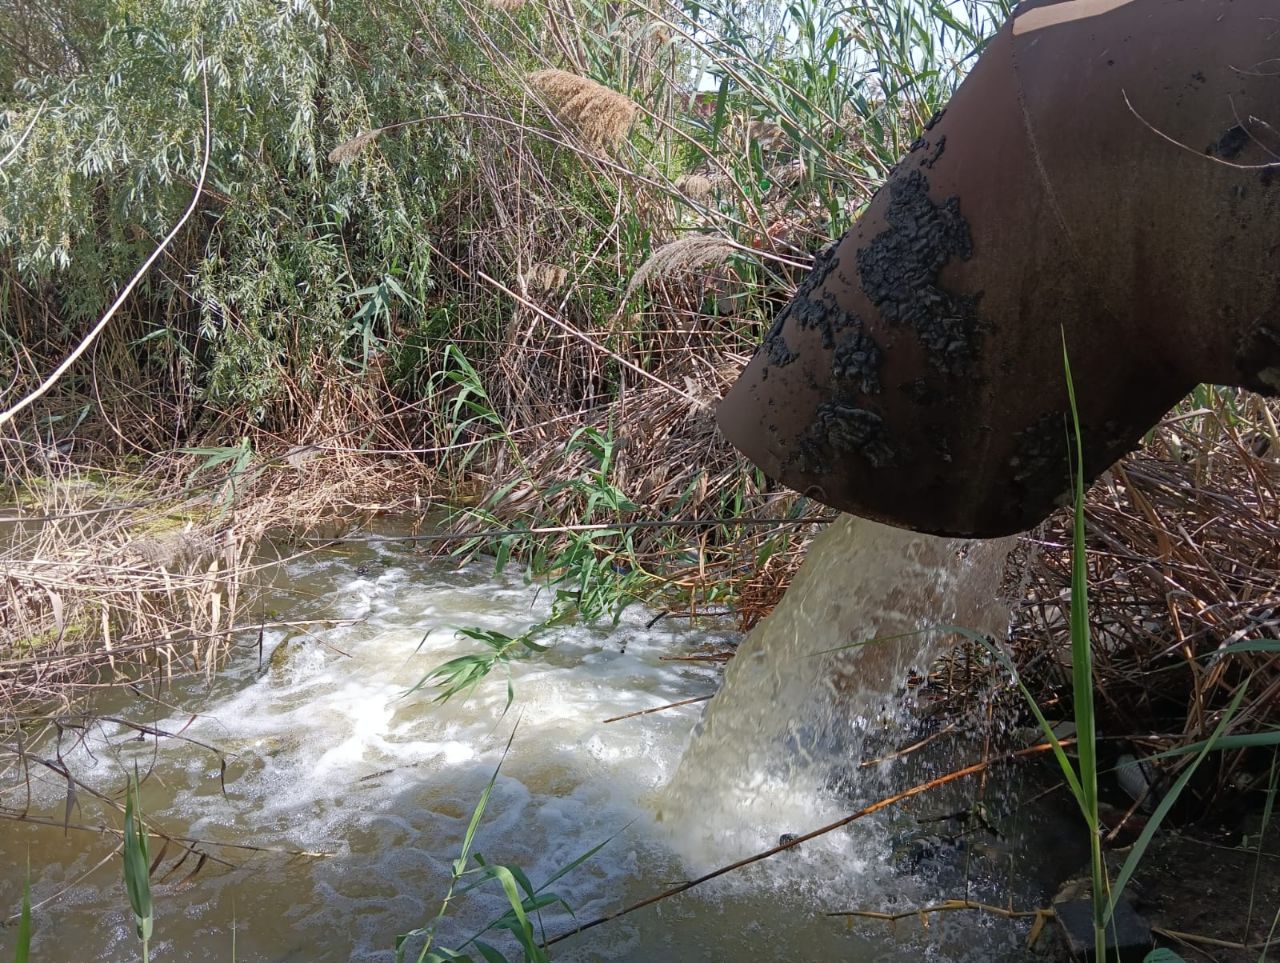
<box><xmin>527</xmin><ymin>68</ymin><xmax>638</xmax><ymax>149</ymax></box>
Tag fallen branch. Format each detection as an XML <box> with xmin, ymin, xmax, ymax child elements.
<box><xmin>0</xmin><ymin>811</ymin><xmax>333</xmax><ymax>860</ymax></box>
<box><xmin>1152</xmin><ymin>925</ymin><xmax>1280</xmax><ymax>954</ymax></box>
<box><xmin>859</xmin><ymin>722</ymin><xmax>959</xmax><ymax>769</ymax></box>
<box><xmin>827</xmin><ymin>898</ymin><xmax>1054</xmax><ymax>948</ymax></box>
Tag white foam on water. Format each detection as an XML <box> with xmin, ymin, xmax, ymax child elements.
<box><xmin>2</xmin><ymin>550</ymin><xmax>724</xmax><ymax>960</ymax></box>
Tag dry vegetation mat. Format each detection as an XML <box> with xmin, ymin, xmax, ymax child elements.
<box><xmin>926</xmin><ymin>391</ymin><xmax>1280</xmax><ymax>822</ymax></box>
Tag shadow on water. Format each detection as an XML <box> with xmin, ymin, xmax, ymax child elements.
<box><xmin>0</xmin><ymin>520</ymin><xmax>1083</xmax><ymax>962</ymax></box>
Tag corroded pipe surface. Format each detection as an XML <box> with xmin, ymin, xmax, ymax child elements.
<box><xmin>717</xmin><ymin>0</ymin><xmax>1280</xmax><ymax>537</ymax></box>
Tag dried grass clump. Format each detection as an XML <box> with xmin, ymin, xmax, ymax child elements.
<box><xmin>936</xmin><ymin>391</ymin><xmax>1280</xmax><ymax>816</ymax></box>
<box><xmin>0</xmin><ymin>381</ymin><xmax>432</xmax><ymax>724</ymax></box>
<box><xmin>485</xmin><ymin>0</ymin><xmax>529</xmax><ymax>9</ymax></box>
<box><xmin>769</xmin><ymin>159</ymin><xmax>805</xmax><ymax>189</ymax></box>
<box><xmin>0</xmin><ymin>474</ymin><xmax>255</xmax><ymax>720</ymax></box>
<box><xmin>522</xmin><ymin>261</ymin><xmax>568</xmax><ymax>292</ymax></box>
<box><xmin>743</xmin><ymin>119</ymin><xmax>787</xmax><ymax>151</ymax></box>
<box><xmin>527</xmin><ymin>69</ymin><xmax>638</xmax><ymax>149</ymax></box>
<box><xmin>675</xmin><ymin>173</ymin><xmax>715</xmax><ymax>201</ymax></box>
<box><xmin>624</xmin><ymin>234</ymin><xmax>738</xmax><ymax>299</ymax></box>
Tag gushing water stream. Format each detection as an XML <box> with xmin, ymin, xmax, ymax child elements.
<box><xmin>660</xmin><ymin>515</ymin><xmax>1017</xmax><ymax>854</ymax></box>
<box><xmin>0</xmin><ymin>518</ymin><xmax>1065</xmax><ymax>963</ymax></box>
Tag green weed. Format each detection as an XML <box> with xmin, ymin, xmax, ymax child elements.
<box><xmin>11</xmin><ymin>862</ymin><xmax>31</xmax><ymax>963</ymax></box>
<box><xmin>122</xmin><ymin>772</ymin><xmax>154</xmax><ymax>963</ymax></box>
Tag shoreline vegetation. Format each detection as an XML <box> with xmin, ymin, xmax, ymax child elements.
<box><xmin>2</xmin><ymin>0</ymin><xmax>1279</xmax><ymax>957</ymax></box>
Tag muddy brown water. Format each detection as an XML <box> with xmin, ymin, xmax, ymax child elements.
<box><xmin>0</xmin><ymin>517</ymin><xmax>1082</xmax><ymax>961</ymax></box>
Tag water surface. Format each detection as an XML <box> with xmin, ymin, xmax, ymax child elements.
<box><xmin>0</xmin><ymin>526</ymin><xmax>1070</xmax><ymax>962</ymax></box>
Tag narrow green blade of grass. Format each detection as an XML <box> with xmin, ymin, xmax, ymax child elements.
<box><xmin>452</xmin><ymin>739</ymin><xmax>511</xmax><ymax>879</ymax></box>
<box><xmin>1146</xmin><ymin>730</ymin><xmax>1280</xmax><ymax>758</ymax></box>
<box><xmin>123</xmin><ymin>773</ymin><xmax>154</xmax><ymax>960</ymax></box>
<box><xmin>1063</xmin><ymin>333</ymin><xmax>1106</xmax><ymax>960</ymax></box>
<box><xmin>472</xmin><ymin>941</ymin><xmax>510</xmax><ymax>963</ymax></box>
<box><xmin>939</xmin><ymin>624</ymin><xmax>1086</xmax><ymax>803</ymax></box>
<box><xmin>1107</xmin><ymin>681</ymin><xmax>1250</xmax><ymax>926</ymax></box>
<box><xmin>1245</xmin><ymin>750</ymin><xmax>1278</xmax><ymax>948</ymax></box>
<box><xmin>1203</xmin><ymin>640</ymin><xmax>1280</xmax><ymax>657</ymax></box>
<box><xmin>398</xmin><ymin>725</ymin><xmax>521</xmax><ymax>963</ymax></box>
<box><xmin>1063</xmin><ymin>334</ymin><xmax>1099</xmax><ymax>815</ymax></box>
<box><xmin>12</xmin><ymin>868</ymin><xmax>31</xmax><ymax>963</ymax></box>
<box><xmin>482</xmin><ymin>864</ymin><xmax>537</xmax><ymax>953</ymax></box>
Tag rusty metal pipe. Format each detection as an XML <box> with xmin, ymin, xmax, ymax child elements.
<box><xmin>717</xmin><ymin>0</ymin><xmax>1280</xmax><ymax>537</ymax></box>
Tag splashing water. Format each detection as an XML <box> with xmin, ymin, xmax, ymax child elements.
<box><xmin>659</xmin><ymin>514</ymin><xmax>1017</xmax><ymax>861</ymax></box>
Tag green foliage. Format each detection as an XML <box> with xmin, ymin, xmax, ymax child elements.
<box><xmin>122</xmin><ymin>772</ymin><xmax>154</xmax><ymax>963</ymax></box>
<box><xmin>0</xmin><ymin>0</ymin><xmax>1017</xmax><ymax>432</ymax></box>
<box><xmin>672</xmin><ymin>0</ymin><xmax>1013</xmax><ymax>235</ymax></box>
<box><xmin>425</xmin><ymin>422</ymin><xmax>654</xmax><ymax>702</ymax></box>
<box><xmin>408</xmin><ymin>625</ymin><xmax>547</xmax><ymax>707</ymax></box>
<box><xmin>1</xmin><ymin>0</ymin><xmax>466</xmax><ymax>420</ymax></box>
<box><xmin>459</xmin><ymin>424</ymin><xmax>649</xmax><ymax>626</ymax></box>
<box><xmin>179</xmin><ymin>436</ymin><xmax>256</xmax><ymax>505</ymax></box>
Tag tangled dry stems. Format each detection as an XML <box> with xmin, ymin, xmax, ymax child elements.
<box><xmin>0</xmin><ymin>420</ymin><xmax>431</xmax><ymax>728</ymax></box>
<box><xmin>926</xmin><ymin>391</ymin><xmax>1280</xmax><ymax>813</ymax></box>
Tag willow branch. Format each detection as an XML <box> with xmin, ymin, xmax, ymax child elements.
<box><xmin>0</xmin><ymin>73</ymin><xmax>211</xmax><ymax>430</ymax></box>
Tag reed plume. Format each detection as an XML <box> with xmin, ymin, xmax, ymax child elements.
<box><xmin>625</xmin><ymin>235</ymin><xmax>737</xmax><ymax>299</ymax></box>
<box><xmin>675</xmin><ymin>173</ymin><xmax>714</xmax><ymax>201</ymax></box>
<box><xmin>527</xmin><ymin>69</ymin><xmax>638</xmax><ymax>149</ymax></box>
<box><xmin>327</xmin><ymin>127</ymin><xmax>387</xmax><ymax>165</ymax></box>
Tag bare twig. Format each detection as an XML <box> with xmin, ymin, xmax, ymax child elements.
<box><xmin>602</xmin><ymin>694</ymin><xmax>712</xmax><ymax>723</ymax></box>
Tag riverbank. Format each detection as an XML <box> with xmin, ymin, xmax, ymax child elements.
<box><xmin>5</xmin><ymin>378</ymin><xmax>1279</xmax><ymax>807</ymax></box>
